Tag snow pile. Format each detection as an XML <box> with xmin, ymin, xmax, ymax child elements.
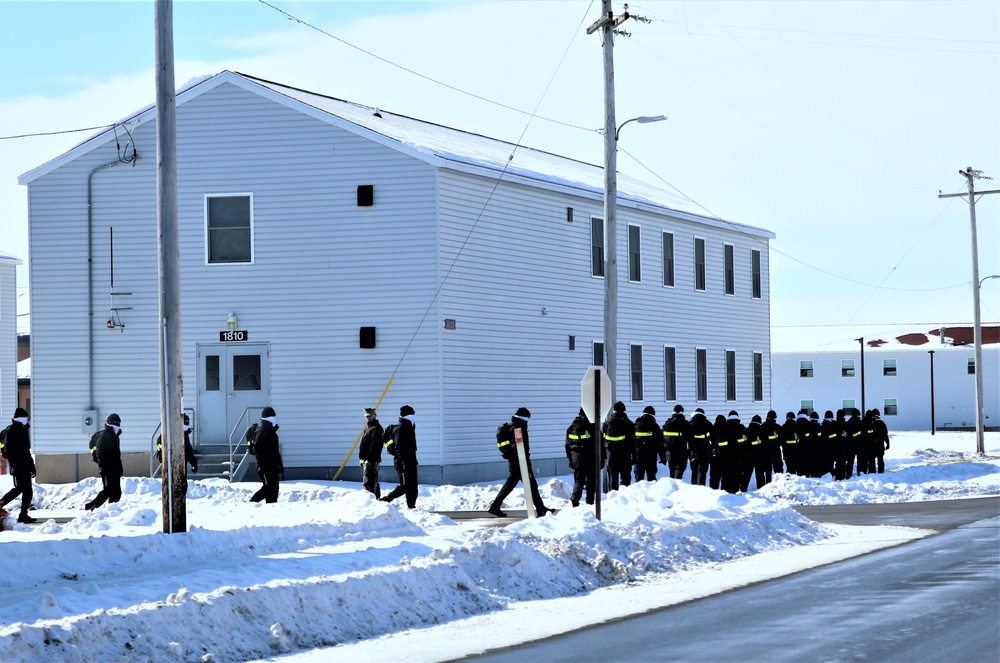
<box><xmin>0</xmin><ymin>431</ymin><xmax>993</xmax><ymax>662</ymax></box>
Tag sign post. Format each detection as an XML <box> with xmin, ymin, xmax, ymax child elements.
<box><xmin>513</xmin><ymin>427</ymin><xmax>536</xmax><ymax>519</ymax></box>
<box><xmin>581</xmin><ymin>366</ymin><xmax>612</xmax><ymax>520</ymax></box>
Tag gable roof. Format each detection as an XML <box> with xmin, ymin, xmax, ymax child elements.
<box><xmin>20</xmin><ymin>71</ymin><xmax>773</xmax><ymax>239</ymax></box>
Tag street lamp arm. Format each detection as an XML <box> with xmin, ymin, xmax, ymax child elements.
<box><xmin>615</xmin><ymin>114</ymin><xmax>667</xmax><ymax>140</ymax></box>
<box><xmin>979</xmin><ymin>274</ymin><xmax>1000</xmax><ymax>288</ymax></box>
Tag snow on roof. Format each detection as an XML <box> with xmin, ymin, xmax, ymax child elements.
<box><xmin>0</xmin><ymin>249</ymin><xmax>22</xmax><ymax>266</ymax></box>
<box><xmin>17</xmin><ymin>357</ymin><xmax>29</xmax><ymax>381</ymax></box>
<box><xmin>20</xmin><ymin>71</ymin><xmax>773</xmax><ymax>240</ymax></box>
<box><xmin>772</xmin><ymin>323</ymin><xmax>1000</xmax><ymax>354</ymax></box>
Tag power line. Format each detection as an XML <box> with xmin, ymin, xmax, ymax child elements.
<box><xmin>256</xmin><ymin>0</ymin><xmax>594</xmax><ymax>133</ymax></box>
<box><xmin>0</xmin><ymin>124</ymin><xmax>114</xmax><ymax>140</ymax></box>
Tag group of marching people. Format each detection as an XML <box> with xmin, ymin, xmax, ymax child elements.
<box><xmin>565</xmin><ymin>403</ymin><xmax>891</xmax><ymax>503</ymax></box>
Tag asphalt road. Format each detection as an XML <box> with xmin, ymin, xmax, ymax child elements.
<box><xmin>464</xmin><ymin>497</ymin><xmax>1000</xmax><ymax>663</ymax></box>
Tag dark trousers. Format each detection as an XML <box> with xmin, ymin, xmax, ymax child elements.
<box><xmin>250</xmin><ymin>468</ymin><xmax>280</xmax><ymax>503</ymax></box>
<box><xmin>607</xmin><ymin>454</ymin><xmax>631</xmax><ymax>491</ymax></box>
<box><xmin>571</xmin><ymin>463</ymin><xmax>596</xmax><ymax>506</ymax></box>
<box><xmin>383</xmin><ymin>460</ymin><xmax>418</xmax><ymax>508</ymax></box>
<box><xmin>492</xmin><ymin>456</ymin><xmax>545</xmax><ymax>512</ymax></box>
<box><xmin>709</xmin><ymin>454</ymin><xmax>722</xmax><ymax>489</ymax></box>
<box><xmin>690</xmin><ymin>454</ymin><xmax>708</xmax><ymax>485</ymax></box>
<box><xmin>88</xmin><ymin>473</ymin><xmax>122</xmax><ymax>509</ymax></box>
<box><xmin>634</xmin><ymin>456</ymin><xmax>659</xmax><ymax>482</ymax></box>
<box><xmin>1</xmin><ymin>472</ymin><xmax>33</xmax><ymax>515</ymax></box>
<box><xmin>667</xmin><ymin>454</ymin><xmax>687</xmax><ymax>480</ymax></box>
<box><xmin>362</xmin><ymin>461</ymin><xmax>381</xmax><ymax>499</ymax></box>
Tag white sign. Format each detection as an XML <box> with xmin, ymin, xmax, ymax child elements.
<box><xmin>580</xmin><ymin>366</ymin><xmax>612</xmax><ymax>424</ymax></box>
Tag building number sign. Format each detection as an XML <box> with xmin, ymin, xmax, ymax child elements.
<box><xmin>220</xmin><ymin>330</ymin><xmax>249</xmax><ymax>342</ymax></box>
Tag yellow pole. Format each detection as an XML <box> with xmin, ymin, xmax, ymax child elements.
<box><xmin>332</xmin><ymin>375</ymin><xmax>394</xmax><ymax>481</ymax></box>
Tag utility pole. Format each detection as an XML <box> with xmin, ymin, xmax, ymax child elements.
<box><xmin>855</xmin><ymin>337</ymin><xmax>865</xmax><ymax>414</ymax></box>
<box><xmin>587</xmin><ymin>1</ymin><xmax>631</xmax><ymax>405</ymax></box>
<box><xmin>939</xmin><ymin>168</ymin><xmax>999</xmax><ymax>455</ymax></box>
<box><xmin>928</xmin><ymin>350</ymin><xmax>936</xmax><ymax>436</ymax></box>
<box><xmin>155</xmin><ymin>0</ymin><xmax>185</xmax><ymax>532</ymax></box>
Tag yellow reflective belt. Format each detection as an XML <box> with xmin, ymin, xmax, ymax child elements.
<box><xmin>568</xmin><ymin>433</ymin><xmax>590</xmax><ymax>440</ymax></box>
<box><xmin>694</xmin><ymin>434</ymin><xmax>707</xmax><ymax>439</ymax></box>
<box><xmin>768</xmin><ymin>434</ymin><xmax>779</xmax><ymax>440</ymax></box>
<box><xmin>717</xmin><ymin>440</ymin><xmax>729</xmax><ymax>446</ymax></box>
<box><xmin>664</xmin><ymin>431</ymin><xmax>681</xmax><ymax>437</ymax></box>
<box><xmin>605</xmin><ymin>435</ymin><xmax>626</xmax><ymax>442</ymax></box>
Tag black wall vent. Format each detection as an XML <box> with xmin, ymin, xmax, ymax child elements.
<box><xmin>360</xmin><ymin>326</ymin><xmax>376</xmax><ymax>349</ymax></box>
<box><xmin>357</xmin><ymin>185</ymin><xmax>374</xmax><ymax>207</ymax></box>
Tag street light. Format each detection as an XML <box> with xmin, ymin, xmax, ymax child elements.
<box><xmin>855</xmin><ymin>337</ymin><xmax>866</xmax><ymax>414</ymax></box>
<box><xmin>603</xmin><ymin>113</ymin><xmax>668</xmax><ymax>408</ymax></box>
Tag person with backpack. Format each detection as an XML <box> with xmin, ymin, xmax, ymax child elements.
<box><xmin>1</xmin><ymin>408</ymin><xmax>37</xmax><ymax>523</ymax></box>
<box><xmin>155</xmin><ymin>413</ymin><xmax>198</xmax><ymax>475</ymax></box>
<box><xmin>566</xmin><ymin>408</ymin><xmax>602</xmax><ymax>507</ymax></box>
<box><xmin>662</xmin><ymin>404</ymin><xmax>690</xmax><ymax>480</ymax></box>
<box><xmin>633</xmin><ymin>406</ymin><xmax>665</xmax><ymax>482</ymax></box>
<box><xmin>870</xmin><ymin>408</ymin><xmax>890</xmax><ymax>474</ymax></box>
<box><xmin>687</xmin><ymin>408</ymin><xmax>713</xmax><ymax>486</ymax></box>
<box><xmin>381</xmin><ymin>405</ymin><xmax>419</xmax><ymax>509</ymax></box>
<box><xmin>358</xmin><ymin>407</ymin><xmax>383</xmax><ymax>499</ymax></box>
<box><xmin>249</xmin><ymin>406</ymin><xmax>283</xmax><ymax>503</ymax></box>
<box><xmin>603</xmin><ymin>402</ymin><xmax>635</xmax><ymax>491</ymax></box>
<box><xmin>85</xmin><ymin>413</ymin><xmax>124</xmax><ymax>511</ymax></box>
<box><xmin>489</xmin><ymin>407</ymin><xmax>551</xmax><ymax>517</ymax></box>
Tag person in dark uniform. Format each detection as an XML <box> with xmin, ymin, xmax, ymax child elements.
<box><xmin>85</xmin><ymin>413</ymin><xmax>125</xmax><ymax>511</ymax></box>
<box><xmin>662</xmin><ymin>405</ymin><xmax>690</xmax><ymax>481</ymax></box>
<box><xmin>566</xmin><ymin>409</ymin><xmax>602</xmax><ymax>507</ymax></box>
<box><xmin>603</xmin><ymin>402</ymin><xmax>635</xmax><ymax>491</ymax></box>
<box><xmin>489</xmin><ymin>407</ymin><xmax>551</xmax><ymax>517</ymax></box>
<box><xmin>842</xmin><ymin>408</ymin><xmax>862</xmax><ymax>479</ymax></box>
<box><xmin>688</xmin><ymin>408</ymin><xmax>712</xmax><ymax>486</ymax></box>
<box><xmin>155</xmin><ymin>413</ymin><xmax>198</xmax><ymax>475</ymax></box>
<box><xmin>358</xmin><ymin>407</ymin><xmax>383</xmax><ymax>499</ymax></box>
<box><xmin>249</xmin><ymin>406</ymin><xmax>283</xmax><ymax>504</ymax></box>
<box><xmin>832</xmin><ymin>409</ymin><xmax>847</xmax><ymax>480</ymax></box>
<box><xmin>857</xmin><ymin>410</ymin><xmax>875</xmax><ymax>475</ymax></box>
<box><xmin>819</xmin><ymin>410</ymin><xmax>839</xmax><ymax>479</ymax></box>
<box><xmin>721</xmin><ymin>411</ymin><xmax>746</xmax><ymax>494</ymax></box>
<box><xmin>871</xmin><ymin>408</ymin><xmax>890</xmax><ymax>473</ymax></box>
<box><xmin>634</xmin><ymin>406</ymin><xmax>665</xmax><ymax>482</ymax></box>
<box><xmin>747</xmin><ymin>414</ymin><xmax>771</xmax><ymax>490</ymax></box>
<box><xmin>780</xmin><ymin>412</ymin><xmax>799</xmax><ymax>476</ymax></box>
<box><xmin>710</xmin><ymin>413</ymin><xmax>728</xmax><ymax>490</ymax></box>
<box><xmin>1</xmin><ymin>408</ymin><xmax>37</xmax><ymax>523</ymax></box>
<box><xmin>381</xmin><ymin>405</ymin><xmax>419</xmax><ymax>509</ymax></box>
<box><xmin>760</xmin><ymin>410</ymin><xmax>783</xmax><ymax>477</ymax></box>
<box><xmin>794</xmin><ymin>410</ymin><xmax>814</xmax><ymax>477</ymax></box>
<box><xmin>807</xmin><ymin>411</ymin><xmax>824</xmax><ymax>477</ymax></box>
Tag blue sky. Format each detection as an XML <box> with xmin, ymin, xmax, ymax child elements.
<box><xmin>1</xmin><ymin>0</ymin><xmax>998</xmax><ymax>343</ymax></box>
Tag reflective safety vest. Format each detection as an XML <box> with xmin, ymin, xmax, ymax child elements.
<box><xmin>568</xmin><ymin>433</ymin><xmax>591</xmax><ymax>440</ymax></box>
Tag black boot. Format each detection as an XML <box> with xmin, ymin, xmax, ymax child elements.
<box><xmin>17</xmin><ymin>513</ymin><xmax>37</xmax><ymax>524</ymax></box>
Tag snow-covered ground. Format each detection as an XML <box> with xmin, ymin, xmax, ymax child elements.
<box><xmin>0</xmin><ymin>431</ymin><xmax>996</xmax><ymax>663</ymax></box>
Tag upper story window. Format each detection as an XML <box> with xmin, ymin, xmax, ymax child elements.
<box><xmin>694</xmin><ymin>238</ymin><xmax>706</xmax><ymax>291</ymax></box>
<box><xmin>751</xmin><ymin>249</ymin><xmax>761</xmax><ymax>299</ymax></box>
<box><xmin>662</xmin><ymin>232</ymin><xmax>674</xmax><ymax>287</ymax></box>
<box><xmin>696</xmin><ymin>348</ymin><xmax>708</xmax><ymax>401</ymax></box>
<box><xmin>800</xmin><ymin>360</ymin><xmax>814</xmax><ymax>378</ymax></box>
<box><xmin>206</xmin><ymin>194</ymin><xmax>253</xmax><ymax>264</ymax></box>
<box><xmin>968</xmin><ymin>358</ymin><xmax>976</xmax><ymax>375</ymax></box>
<box><xmin>628</xmin><ymin>225</ymin><xmax>641</xmax><ymax>282</ymax></box>
<box><xmin>724</xmin><ymin>244</ymin><xmax>735</xmax><ymax>295</ymax></box>
<box><xmin>725</xmin><ymin>350</ymin><xmax>737</xmax><ymax>401</ymax></box>
<box><xmin>664</xmin><ymin>346</ymin><xmax>677</xmax><ymax>401</ymax></box>
<box><xmin>591</xmin><ymin>218</ymin><xmax>604</xmax><ymax>277</ymax></box>
<box><xmin>842</xmin><ymin>359</ymin><xmax>855</xmax><ymax>377</ymax></box>
<box><xmin>593</xmin><ymin>341</ymin><xmax>605</xmax><ymax>367</ymax></box>
<box><xmin>883</xmin><ymin>358</ymin><xmax>897</xmax><ymax>377</ymax></box>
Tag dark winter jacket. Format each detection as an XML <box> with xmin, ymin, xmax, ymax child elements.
<box><xmin>602</xmin><ymin>411</ymin><xmax>636</xmax><ymax>462</ymax></box>
<box><xmin>385</xmin><ymin>417</ymin><xmax>418</xmax><ymax>467</ymax></box>
<box><xmin>359</xmin><ymin>418</ymin><xmax>384</xmax><ymax>465</ymax></box>
<box><xmin>1</xmin><ymin>420</ymin><xmax>35</xmax><ymax>476</ymax></box>
<box><xmin>511</xmin><ymin>417</ymin><xmax>533</xmax><ymax>460</ymax></box>
<box><xmin>156</xmin><ymin>430</ymin><xmax>197</xmax><ymax>470</ymax></box>
<box><xmin>634</xmin><ymin>412</ymin><xmax>666</xmax><ymax>464</ymax></box>
<box><xmin>687</xmin><ymin>413</ymin><xmax>714</xmax><ymax>460</ymax></box>
<box><xmin>566</xmin><ymin>414</ymin><xmax>601</xmax><ymax>470</ymax></box>
<box><xmin>252</xmin><ymin>421</ymin><xmax>283</xmax><ymax>473</ymax></box>
<box><xmin>93</xmin><ymin>425</ymin><xmax>124</xmax><ymax>476</ymax></box>
<box><xmin>872</xmin><ymin>415</ymin><xmax>889</xmax><ymax>451</ymax></box>
<box><xmin>661</xmin><ymin>413</ymin><xmax>689</xmax><ymax>464</ymax></box>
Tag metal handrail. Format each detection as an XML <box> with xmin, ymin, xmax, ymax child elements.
<box><xmin>228</xmin><ymin>406</ymin><xmax>264</xmax><ymax>482</ymax></box>
<box><xmin>148</xmin><ymin>407</ymin><xmax>197</xmax><ymax>478</ymax></box>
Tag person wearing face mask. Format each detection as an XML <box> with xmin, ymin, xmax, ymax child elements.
<box><xmin>155</xmin><ymin>413</ymin><xmax>198</xmax><ymax>475</ymax></box>
<box><xmin>0</xmin><ymin>408</ymin><xmax>37</xmax><ymax>523</ymax></box>
<box><xmin>381</xmin><ymin>405</ymin><xmax>419</xmax><ymax>509</ymax></box>
<box><xmin>249</xmin><ymin>406</ymin><xmax>283</xmax><ymax>504</ymax></box>
<box><xmin>85</xmin><ymin>413</ymin><xmax>125</xmax><ymax>511</ymax></box>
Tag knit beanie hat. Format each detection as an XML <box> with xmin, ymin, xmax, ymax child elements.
<box><xmin>261</xmin><ymin>406</ymin><xmax>276</xmax><ymax>419</ymax></box>
<box><xmin>400</xmin><ymin>405</ymin><xmax>415</xmax><ymax>417</ymax></box>
<box><xmin>515</xmin><ymin>407</ymin><xmax>531</xmax><ymax>419</ymax></box>
<box><xmin>613</xmin><ymin>401</ymin><xmax>626</xmax><ymax>413</ymax></box>
<box><xmin>106</xmin><ymin>413</ymin><xmax>121</xmax><ymax>426</ymax></box>
<box><xmin>643</xmin><ymin>406</ymin><xmax>656</xmax><ymax>415</ymax></box>
<box><xmin>673</xmin><ymin>404</ymin><xmax>684</xmax><ymax>413</ymax></box>
<box><xmin>13</xmin><ymin>407</ymin><xmax>28</xmax><ymax>419</ymax></box>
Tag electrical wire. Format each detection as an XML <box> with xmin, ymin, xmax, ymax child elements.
<box><xmin>0</xmin><ymin>124</ymin><xmax>114</xmax><ymax>140</ymax></box>
<box><xmin>256</xmin><ymin>0</ymin><xmax>594</xmax><ymax>133</ymax></box>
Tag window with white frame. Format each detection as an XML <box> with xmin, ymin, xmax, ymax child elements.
<box><xmin>753</xmin><ymin>352</ymin><xmax>763</xmax><ymax>401</ymax></box>
<box><xmin>725</xmin><ymin>350</ymin><xmax>737</xmax><ymax>401</ymax></box>
<box><xmin>800</xmin><ymin>400</ymin><xmax>814</xmax><ymax>415</ymax></box>
<box><xmin>694</xmin><ymin>238</ymin><xmax>706</xmax><ymax>291</ymax></box>
<box><xmin>968</xmin><ymin>358</ymin><xmax>976</xmax><ymax>375</ymax></box>
<box><xmin>724</xmin><ymin>244</ymin><xmax>735</xmax><ymax>295</ymax></box>
<box><xmin>696</xmin><ymin>348</ymin><xmax>708</xmax><ymax>401</ymax></box>
<box><xmin>842</xmin><ymin>359</ymin><xmax>855</xmax><ymax>377</ymax></box>
<box><xmin>800</xmin><ymin>360</ymin><xmax>814</xmax><ymax>378</ymax></box>
<box><xmin>628</xmin><ymin>225</ymin><xmax>641</xmax><ymax>282</ymax></box>
<box><xmin>206</xmin><ymin>194</ymin><xmax>253</xmax><ymax>264</ymax></box>
<box><xmin>593</xmin><ymin>341</ymin><xmax>605</xmax><ymax>367</ymax></box>
<box><xmin>631</xmin><ymin>344</ymin><xmax>643</xmax><ymax>401</ymax></box>
<box><xmin>664</xmin><ymin>346</ymin><xmax>677</xmax><ymax>401</ymax></box>
<box><xmin>751</xmin><ymin>249</ymin><xmax>761</xmax><ymax>299</ymax></box>
<box><xmin>591</xmin><ymin>218</ymin><xmax>604</xmax><ymax>277</ymax></box>
<box><xmin>883</xmin><ymin>358</ymin><xmax>897</xmax><ymax>377</ymax></box>
<box><xmin>662</xmin><ymin>232</ymin><xmax>674</xmax><ymax>287</ymax></box>
<box><xmin>884</xmin><ymin>398</ymin><xmax>898</xmax><ymax>416</ymax></box>
<box><xmin>843</xmin><ymin>399</ymin><xmax>855</xmax><ymax>411</ymax></box>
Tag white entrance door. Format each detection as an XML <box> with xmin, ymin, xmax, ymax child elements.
<box><xmin>196</xmin><ymin>343</ymin><xmax>270</xmax><ymax>446</ymax></box>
